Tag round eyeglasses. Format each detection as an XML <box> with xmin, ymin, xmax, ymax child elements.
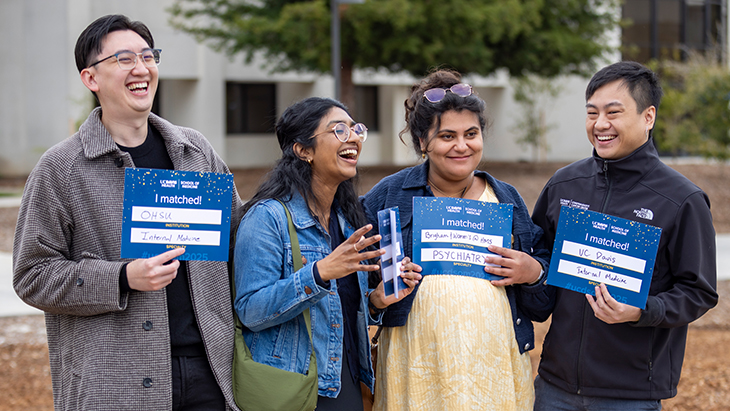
<box><xmin>313</xmin><ymin>122</ymin><xmax>368</xmax><ymax>143</ymax></box>
<box><xmin>423</xmin><ymin>83</ymin><xmax>473</xmax><ymax>103</ymax></box>
<box><xmin>87</xmin><ymin>49</ymin><xmax>162</xmax><ymax>70</ymax></box>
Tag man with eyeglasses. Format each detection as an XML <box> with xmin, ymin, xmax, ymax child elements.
<box><xmin>13</xmin><ymin>14</ymin><xmax>244</xmax><ymax>410</ymax></box>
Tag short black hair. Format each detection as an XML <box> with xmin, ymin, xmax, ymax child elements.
<box><xmin>586</xmin><ymin>61</ymin><xmax>663</xmax><ymax>114</ymax></box>
<box><xmin>74</xmin><ymin>14</ymin><xmax>154</xmax><ymax>73</ymax></box>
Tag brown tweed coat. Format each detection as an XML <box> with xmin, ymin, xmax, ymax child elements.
<box><xmin>13</xmin><ymin>108</ymin><xmax>244</xmax><ymax>410</ymax></box>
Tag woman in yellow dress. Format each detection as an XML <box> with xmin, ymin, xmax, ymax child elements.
<box><xmin>361</xmin><ymin>69</ymin><xmax>552</xmax><ymax>410</ymax></box>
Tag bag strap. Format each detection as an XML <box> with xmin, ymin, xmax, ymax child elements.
<box><xmin>232</xmin><ymin>199</ymin><xmax>313</xmax><ymax>344</ymax></box>
<box><xmin>274</xmin><ymin>199</ymin><xmax>313</xmax><ymax>342</ymax></box>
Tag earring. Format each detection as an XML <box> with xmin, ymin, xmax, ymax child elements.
<box><xmin>306</xmin><ymin>158</ymin><xmax>312</xmax><ymax>165</ymax></box>
<box><xmin>421</xmin><ymin>153</ymin><xmax>426</xmax><ymax>160</ymax></box>
<box><xmin>645</xmin><ymin>127</ymin><xmax>649</xmax><ymax>139</ymax></box>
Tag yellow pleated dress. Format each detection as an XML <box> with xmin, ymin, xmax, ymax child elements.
<box><xmin>372</xmin><ymin>184</ymin><xmax>534</xmax><ymax>411</ymax></box>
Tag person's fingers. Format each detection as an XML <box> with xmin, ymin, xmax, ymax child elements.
<box><xmin>484</xmin><ymin>254</ymin><xmax>510</xmax><ymax>268</ymax></box>
<box><xmin>153</xmin><ymin>247</ymin><xmax>186</xmax><ymax>264</ymax></box>
<box><xmin>400</xmin><ymin>262</ymin><xmax>423</xmax><ymax>274</ymax></box>
<box><xmin>356</xmin><ymin>234</ymin><xmax>381</xmax><ymax>251</ymax></box>
<box><xmin>597</xmin><ymin>283</ymin><xmax>618</xmax><ymax>308</ymax></box>
<box><xmin>399</xmin><ymin>271</ymin><xmax>422</xmax><ymax>283</ymax></box>
<box><xmin>358</xmin><ymin>249</ymin><xmax>385</xmax><ymax>261</ymax></box>
<box><xmin>487</xmin><ymin>244</ymin><xmax>512</xmax><ymax>256</ymax></box>
<box><xmin>489</xmin><ymin>277</ymin><xmax>514</xmax><ymax>287</ymax></box>
<box><xmin>357</xmin><ymin>263</ymin><xmax>382</xmax><ymax>272</ymax></box>
<box><xmin>347</xmin><ymin>224</ymin><xmax>373</xmax><ymax>245</ymax></box>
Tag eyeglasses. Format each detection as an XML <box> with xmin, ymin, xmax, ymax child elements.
<box><xmin>313</xmin><ymin>122</ymin><xmax>368</xmax><ymax>143</ymax></box>
<box><xmin>87</xmin><ymin>49</ymin><xmax>162</xmax><ymax>70</ymax></box>
<box><xmin>423</xmin><ymin>84</ymin><xmax>473</xmax><ymax>103</ymax></box>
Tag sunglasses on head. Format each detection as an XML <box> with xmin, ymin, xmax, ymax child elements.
<box><xmin>423</xmin><ymin>84</ymin><xmax>473</xmax><ymax>103</ymax></box>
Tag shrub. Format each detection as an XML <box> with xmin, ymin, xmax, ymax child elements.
<box><xmin>651</xmin><ymin>54</ymin><xmax>730</xmax><ymax>160</ymax></box>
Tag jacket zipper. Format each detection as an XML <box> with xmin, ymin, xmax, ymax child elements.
<box><xmin>601</xmin><ymin>160</ymin><xmax>612</xmax><ymax>213</ymax></box>
<box><xmin>577</xmin><ymin>160</ymin><xmax>613</xmax><ymax>394</ymax></box>
<box><xmin>648</xmin><ymin>328</ymin><xmax>655</xmax><ymax>396</ymax></box>
<box><xmin>576</xmin><ymin>297</ymin><xmax>589</xmax><ymax>394</ymax></box>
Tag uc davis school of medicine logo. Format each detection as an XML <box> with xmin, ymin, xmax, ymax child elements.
<box><xmin>560</xmin><ymin>198</ymin><xmax>590</xmax><ymax>210</ymax></box>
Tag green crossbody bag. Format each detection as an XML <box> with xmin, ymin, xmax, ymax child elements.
<box><xmin>232</xmin><ymin>199</ymin><xmax>318</xmax><ymax>411</ymax></box>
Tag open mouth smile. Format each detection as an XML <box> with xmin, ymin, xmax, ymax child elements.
<box><xmin>595</xmin><ymin>134</ymin><xmax>617</xmax><ymax>142</ymax></box>
<box><xmin>338</xmin><ymin>148</ymin><xmax>359</xmax><ymax>161</ymax></box>
<box><xmin>127</xmin><ymin>82</ymin><xmax>149</xmax><ymax>95</ymax></box>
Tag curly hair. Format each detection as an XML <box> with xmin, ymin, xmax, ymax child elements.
<box><xmin>400</xmin><ymin>69</ymin><xmax>489</xmax><ymax>157</ymax></box>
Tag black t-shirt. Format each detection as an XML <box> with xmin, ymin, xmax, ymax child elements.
<box><xmin>118</xmin><ymin>123</ymin><xmax>205</xmax><ymax>357</ymax></box>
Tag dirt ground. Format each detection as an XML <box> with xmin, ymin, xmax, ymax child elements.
<box><xmin>1</xmin><ymin>161</ymin><xmax>729</xmax><ymax>410</ymax></box>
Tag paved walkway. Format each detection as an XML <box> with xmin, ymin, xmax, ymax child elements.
<box><xmin>3</xmin><ymin>235</ymin><xmax>730</xmax><ymax>317</ymax></box>
<box><xmin>0</xmin><ymin>196</ymin><xmax>35</xmax><ymax>316</ymax></box>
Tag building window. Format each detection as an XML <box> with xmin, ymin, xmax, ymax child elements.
<box><xmin>622</xmin><ymin>0</ymin><xmax>726</xmax><ymax>62</ymax></box>
<box><xmin>226</xmin><ymin>83</ymin><xmax>276</xmax><ymax>134</ymax></box>
<box><xmin>353</xmin><ymin>85</ymin><xmax>379</xmax><ymax>132</ymax></box>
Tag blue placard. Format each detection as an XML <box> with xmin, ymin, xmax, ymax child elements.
<box><xmin>547</xmin><ymin>206</ymin><xmax>662</xmax><ymax>309</ymax></box>
<box><xmin>121</xmin><ymin>168</ymin><xmax>233</xmax><ymax>261</ymax></box>
<box><xmin>377</xmin><ymin>207</ymin><xmax>406</xmax><ymax>297</ymax></box>
<box><xmin>412</xmin><ymin>197</ymin><xmax>513</xmax><ymax>281</ymax></box>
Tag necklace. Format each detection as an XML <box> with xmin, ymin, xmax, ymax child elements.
<box><xmin>428</xmin><ymin>173</ymin><xmax>475</xmax><ymax>198</ymax></box>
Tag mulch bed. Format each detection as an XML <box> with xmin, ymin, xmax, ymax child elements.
<box><xmin>1</xmin><ymin>161</ymin><xmax>729</xmax><ymax>411</ymax></box>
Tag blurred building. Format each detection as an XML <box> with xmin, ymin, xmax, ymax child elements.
<box><xmin>0</xmin><ymin>0</ymin><xmax>726</xmax><ymax>176</ymax></box>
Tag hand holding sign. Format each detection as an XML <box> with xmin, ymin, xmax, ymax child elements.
<box><xmin>586</xmin><ymin>283</ymin><xmax>642</xmax><ymax>324</ymax></box>
<box><xmin>121</xmin><ymin>168</ymin><xmax>233</xmax><ymax>261</ymax></box>
<box><xmin>413</xmin><ymin>197</ymin><xmax>513</xmax><ymax>281</ymax></box>
<box><xmin>126</xmin><ymin>247</ymin><xmax>186</xmax><ymax>291</ymax></box>
<box><xmin>369</xmin><ymin>256</ymin><xmax>422</xmax><ymax>309</ymax></box>
<box><xmin>484</xmin><ymin>244</ymin><xmax>543</xmax><ymax>287</ymax></box>
<box><xmin>546</xmin><ymin>207</ymin><xmax>661</xmax><ymax>309</ymax></box>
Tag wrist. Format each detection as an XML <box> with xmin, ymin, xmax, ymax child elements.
<box><xmin>316</xmin><ymin>258</ymin><xmax>332</xmax><ymax>282</ymax></box>
<box><xmin>368</xmin><ymin>290</ymin><xmax>387</xmax><ymax>311</ymax></box>
<box><xmin>527</xmin><ymin>267</ymin><xmax>545</xmax><ymax>286</ymax></box>
<box><xmin>368</xmin><ymin>299</ymin><xmax>386</xmax><ymax>316</ymax></box>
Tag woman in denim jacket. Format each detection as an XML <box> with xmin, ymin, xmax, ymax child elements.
<box><xmin>234</xmin><ymin>97</ymin><xmax>418</xmax><ymax>410</ymax></box>
<box><xmin>361</xmin><ymin>70</ymin><xmax>552</xmax><ymax>411</ymax></box>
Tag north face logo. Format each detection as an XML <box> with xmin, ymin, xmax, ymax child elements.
<box><xmin>634</xmin><ymin>208</ymin><xmax>654</xmax><ymax>220</ymax></box>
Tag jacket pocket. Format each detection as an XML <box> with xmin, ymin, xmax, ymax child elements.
<box><xmin>272</xmin><ymin>319</ymin><xmax>295</xmax><ymax>359</ymax></box>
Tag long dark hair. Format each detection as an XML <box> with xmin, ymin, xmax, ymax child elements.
<box><xmin>243</xmin><ymin>97</ymin><xmax>367</xmax><ymax>229</ymax></box>
<box><xmin>400</xmin><ymin>69</ymin><xmax>489</xmax><ymax>157</ymax></box>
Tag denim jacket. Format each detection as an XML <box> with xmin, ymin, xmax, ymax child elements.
<box><xmin>361</xmin><ymin>161</ymin><xmax>553</xmax><ymax>353</ymax></box>
<box><xmin>234</xmin><ymin>193</ymin><xmax>378</xmax><ymax>397</ymax></box>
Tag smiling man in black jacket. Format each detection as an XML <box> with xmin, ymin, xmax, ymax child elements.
<box><xmin>532</xmin><ymin>61</ymin><xmax>718</xmax><ymax>410</ymax></box>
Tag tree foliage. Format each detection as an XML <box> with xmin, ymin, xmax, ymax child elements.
<box><xmin>168</xmin><ymin>0</ymin><xmax>620</xmax><ymax>79</ymax></box>
<box><xmin>651</xmin><ymin>55</ymin><xmax>730</xmax><ymax>161</ymax></box>
<box><xmin>511</xmin><ymin>74</ymin><xmax>563</xmax><ymax>161</ymax></box>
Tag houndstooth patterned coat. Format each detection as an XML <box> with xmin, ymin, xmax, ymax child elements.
<box><xmin>13</xmin><ymin>108</ymin><xmax>244</xmax><ymax>410</ymax></box>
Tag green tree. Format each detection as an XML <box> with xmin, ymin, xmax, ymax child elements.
<box><xmin>168</xmin><ymin>0</ymin><xmax>619</xmax><ymax>109</ymax></box>
<box><xmin>511</xmin><ymin>74</ymin><xmax>562</xmax><ymax>162</ymax></box>
<box><xmin>651</xmin><ymin>54</ymin><xmax>730</xmax><ymax>160</ymax></box>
